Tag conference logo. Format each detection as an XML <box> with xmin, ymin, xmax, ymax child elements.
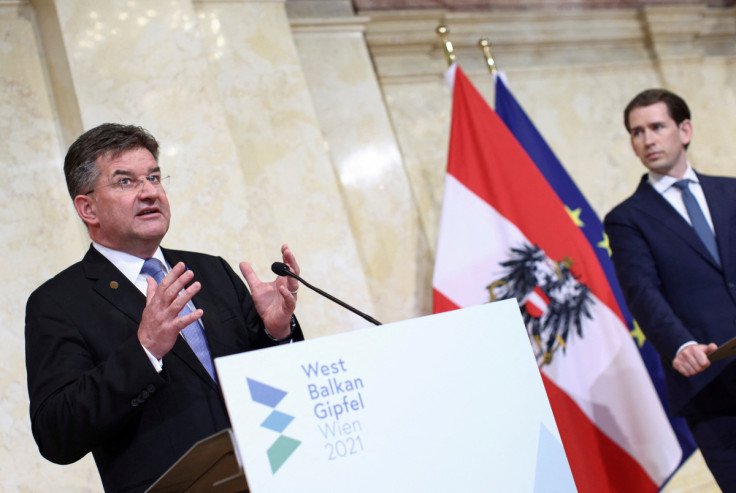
<box><xmin>486</xmin><ymin>242</ymin><xmax>593</xmax><ymax>366</ymax></box>
<box><xmin>246</xmin><ymin>377</ymin><xmax>301</xmax><ymax>473</ymax></box>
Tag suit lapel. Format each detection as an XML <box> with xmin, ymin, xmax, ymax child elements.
<box><xmin>632</xmin><ymin>177</ymin><xmax>721</xmax><ymax>269</ymax></box>
<box><xmin>83</xmin><ymin>246</ymin><xmax>146</xmax><ymax>325</ymax></box>
<box><xmin>700</xmin><ymin>173</ymin><xmax>732</xmax><ymax>273</ymax></box>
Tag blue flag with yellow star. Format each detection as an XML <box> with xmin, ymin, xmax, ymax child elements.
<box><xmin>494</xmin><ymin>75</ymin><xmax>696</xmax><ymax>472</ymax></box>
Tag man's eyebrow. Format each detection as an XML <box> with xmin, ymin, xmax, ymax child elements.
<box><xmin>110</xmin><ymin>169</ymin><xmax>135</xmax><ymax>177</ymax></box>
<box><xmin>110</xmin><ymin>166</ymin><xmax>161</xmax><ymax>177</ymax></box>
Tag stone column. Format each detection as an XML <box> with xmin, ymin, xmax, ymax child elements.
<box><xmin>289</xmin><ymin>0</ymin><xmax>433</xmax><ymax>322</ymax></box>
<box><xmin>193</xmin><ymin>0</ymin><xmax>375</xmax><ymax>335</ymax></box>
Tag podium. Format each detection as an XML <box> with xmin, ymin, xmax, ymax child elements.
<box><xmin>146</xmin><ymin>429</ymin><xmax>248</xmax><ymax>492</ymax></box>
<box><xmin>708</xmin><ymin>334</ymin><xmax>736</xmax><ymax>362</ymax></box>
<box><xmin>150</xmin><ymin>300</ymin><xmax>575</xmax><ymax>492</ymax></box>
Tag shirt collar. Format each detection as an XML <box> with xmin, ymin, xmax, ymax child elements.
<box><xmin>648</xmin><ymin>162</ymin><xmax>699</xmax><ymax>194</ymax></box>
<box><xmin>92</xmin><ymin>242</ymin><xmax>167</xmax><ymax>285</ymax></box>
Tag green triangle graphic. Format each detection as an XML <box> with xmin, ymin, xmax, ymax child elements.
<box><xmin>267</xmin><ymin>435</ymin><xmax>301</xmax><ymax>473</ymax></box>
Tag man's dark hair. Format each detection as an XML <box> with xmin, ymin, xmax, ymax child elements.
<box><xmin>64</xmin><ymin>123</ymin><xmax>160</xmax><ymax>199</ymax></box>
<box><xmin>623</xmin><ymin>88</ymin><xmax>691</xmax><ymax>133</ymax></box>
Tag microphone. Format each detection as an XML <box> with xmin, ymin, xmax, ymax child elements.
<box><xmin>271</xmin><ymin>262</ymin><xmax>382</xmax><ymax>326</ymax></box>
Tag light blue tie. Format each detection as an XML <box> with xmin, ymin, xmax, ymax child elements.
<box><xmin>141</xmin><ymin>258</ymin><xmax>217</xmax><ymax>381</ymax></box>
<box><xmin>672</xmin><ymin>179</ymin><xmax>721</xmax><ymax>267</ymax></box>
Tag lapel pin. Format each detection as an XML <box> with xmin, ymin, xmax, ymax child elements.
<box><xmin>110</xmin><ymin>281</ymin><xmax>119</xmax><ymax>290</ymax></box>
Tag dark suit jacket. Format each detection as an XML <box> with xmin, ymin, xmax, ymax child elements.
<box><xmin>25</xmin><ymin>245</ymin><xmax>303</xmax><ymax>492</ymax></box>
<box><xmin>604</xmin><ymin>173</ymin><xmax>736</xmax><ymax>416</ymax></box>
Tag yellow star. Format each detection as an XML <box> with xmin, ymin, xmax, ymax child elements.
<box><xmin>598</xmin><ymin>233</ymin><xmax>612</xmax><ymax>257</ymax></box>
<box><xmin>565</xmin><ymin>206</ymin><xmax>584</xmax><ymax>227</ymax></box>
<box><xmin>631</xmin><ymin>320</ymin><xmax>647</xmax><ymax>347</ymax></box>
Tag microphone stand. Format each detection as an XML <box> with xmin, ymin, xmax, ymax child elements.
<box><xmin>273</xmin><ymin>263</ymin><xmax>382</xmax><ymax>326</ymax></box>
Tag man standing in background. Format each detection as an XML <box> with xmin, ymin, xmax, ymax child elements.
<box><xmin>26</xmin><ymin>123</ymin><xmax>303</xmax><ymax>492</ymax></box>
<box><xmin>604</xmin><ymin>89</ymin><xmax>736</xmax><ymax>490</ymax></box>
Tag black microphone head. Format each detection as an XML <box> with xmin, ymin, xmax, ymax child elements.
<box><xmin>271</xmin><ymin>262</ymin><xmax>291</xmax><ymax>276</ymax></box>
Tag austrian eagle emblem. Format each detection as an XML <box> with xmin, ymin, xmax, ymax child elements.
<box><xmin>487</xmin><ymin>243</ymin><xmax>594</xmax><ymax>366</ymax></box>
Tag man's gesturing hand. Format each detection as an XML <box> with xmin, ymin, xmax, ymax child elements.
<box><xmin>240</xmin><ymin>244</ymin><xmax>300</xmax><ymax>341</ymax></box>
<box><xmin>137</xmin><ymin>262</ymin><xmax>203</xmax><ymax>359</ymax></box>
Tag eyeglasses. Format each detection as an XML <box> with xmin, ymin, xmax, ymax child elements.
<box><xmin>85</xmin><ymin>174</ymin><xmax>170</xmax><ymax>194</ymax></box>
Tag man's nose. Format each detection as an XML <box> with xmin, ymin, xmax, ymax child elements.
<box><xmin>137</xmin><ymin>178</ymin><xmax>160</xmax><ymax>197</ymax></box>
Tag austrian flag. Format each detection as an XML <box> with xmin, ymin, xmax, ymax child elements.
<box><xmin>432</xmin><ymin>65</ymin><xmax>681</xmax><ymax>491</ymax></box>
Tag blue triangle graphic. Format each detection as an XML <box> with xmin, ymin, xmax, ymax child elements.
<box><xmin>247</xmin><ymin>377</ymin><xmax>287</xmax><ymax>408</ymax></box>
<box><xmin>534</xmin><ymin>422</ymin><xmax>577</xmax><ymax>492</ymax></box>
<box><xmin>261</xmin><ymin>410</ymin><xmax>295</xmax><ymax>433</ymax></box>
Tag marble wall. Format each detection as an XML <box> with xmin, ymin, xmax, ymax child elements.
<box><xmin>1</xmin><ymin>0</ymin><xmax>733</xmax><ymax>490</ymax></box>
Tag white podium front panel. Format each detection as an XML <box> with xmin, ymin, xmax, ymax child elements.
<box><xmin>215</xmin><ymin>299</ymin><xmax>575</xmax><ymax>492</ymax></box>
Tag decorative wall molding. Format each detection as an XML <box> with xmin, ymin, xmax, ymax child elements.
<box><xmin>353</xmin><ymin>0</ymin><xmax>736</xmax><ymax>13</ymax></box>
<box><xmin>361</xmin><ymin>5</ymin><xmax>736</xmax><ymax>82</ymax></box>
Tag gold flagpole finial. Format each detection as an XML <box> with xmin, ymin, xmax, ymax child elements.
<box><xmin>436</xmin><ymin>25</ymin><xmax>456</xmax><ymax>67</ymax></box>
<box><xmin>479</xmin><ymin>38</ymin><xmax>498</xmax><ymax>74</ymax></box>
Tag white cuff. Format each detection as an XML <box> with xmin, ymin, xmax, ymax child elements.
<box><xmin>673</xmin><ymin>340</ymin><xmax>697</xmax><ymax>363</ymax></box>
<box><xmin>142</xmin><ymin>344</ymin><xmax>163</xmax><ymax>373</ymax></box>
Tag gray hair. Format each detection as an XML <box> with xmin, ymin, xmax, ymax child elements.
<box><xmin>64</xmin><ymin>123</ymin><xmax>160</xmax><ymax>199</ymax></box>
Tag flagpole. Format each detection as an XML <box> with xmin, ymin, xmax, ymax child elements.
<box><xmin>478</xmin><ymin>38</ymin><xmax>498</xmax><ymax>74</ymax></box>
<box><xmin>436</xmin><ymin>25</ymin><xmax>455</xmax><ymax>67</ymax></box>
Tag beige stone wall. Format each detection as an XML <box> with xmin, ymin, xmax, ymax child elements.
<box><xmin>1</xmin><ymin>0</ymin><xmax>732</xmax><ymax>489</ymax></box>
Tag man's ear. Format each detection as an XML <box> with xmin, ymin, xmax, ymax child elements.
<box><xmin>73</xmin><ymin>194</ymin><xmax>99</xmax><ymax>227</ymax></box>
<box><xmin>679</xmin><ymin>119</ymin><xmax>693</xmax><ymax>147</ymax></box>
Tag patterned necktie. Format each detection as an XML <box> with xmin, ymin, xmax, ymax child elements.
<box><xmin>672</xmin><ymin>179</ymin><xmax>721</xmax><ymax>267</ymax></box>
<box><xmin>140</xmin><ymin>258</ymin><xmax>217</xmax><ymax>381</ymax></box>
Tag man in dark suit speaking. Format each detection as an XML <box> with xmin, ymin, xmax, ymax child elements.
<box><xmin>604</xmin><ymin>89</ymin><xmax>736</xmax><ymax>489</ymax></box>
<box><xmin>25</xmin><ymin>123</ymin><xmax>304</xmax><ymax>492</ymax></box>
